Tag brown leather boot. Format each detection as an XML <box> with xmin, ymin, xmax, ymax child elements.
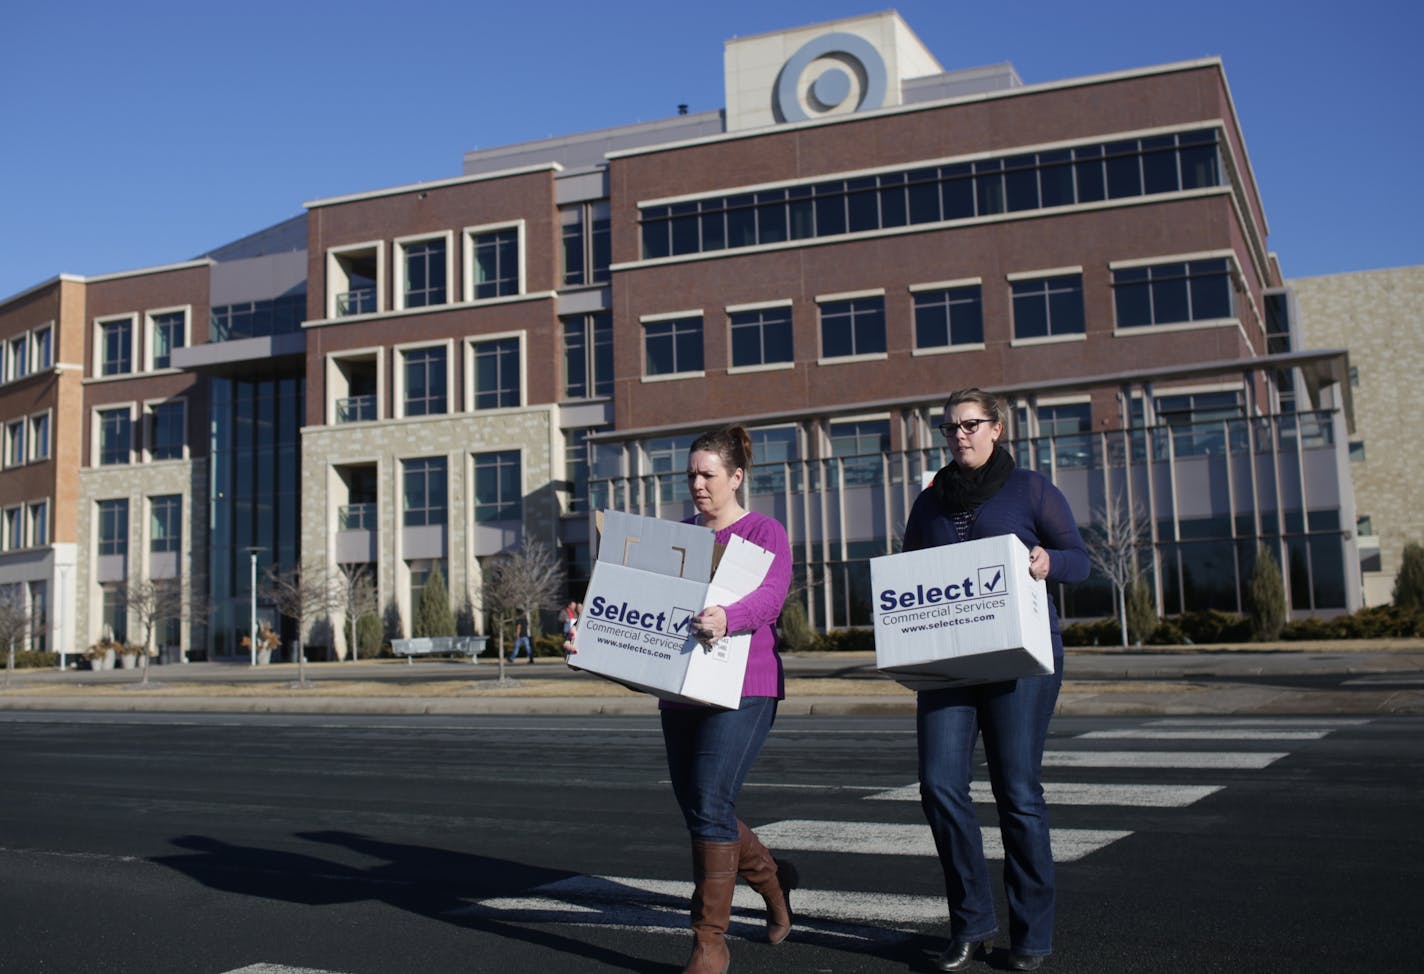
<box><xmin>684</xmin><ymin>840</ymin><xmax>740</xmax><ymax>974</ymax></box>
<box><xmin>736</xmin><ymin>820</ymin><xmax>797</xmax><ymax>944</ymax></box>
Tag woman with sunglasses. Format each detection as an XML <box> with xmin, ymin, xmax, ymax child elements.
<box><xmin>903</xmin><ymin>388</ymin><xmax>1089</xmax><ymax>972</ymax></box>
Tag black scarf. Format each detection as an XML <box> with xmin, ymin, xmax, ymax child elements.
<box><xmin>932</xmin><ymin>445</ymin><xmax>1016</xmax><ymax>514</ymax></box>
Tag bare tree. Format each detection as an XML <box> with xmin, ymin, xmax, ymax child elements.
<box><xmin>124</xmin><ymin>576</ymin><xmax>192</xmax><ymax>686</ymax></box>
<box><xmin>263</xmin><ymin>560</ymin><xmax>340</xmax><ymax>688</ymax></box>
<box><xmin>0</xmin><ymin>586</ymin><xmax>30</xmax><ymax>690</ymax></box>
<box><xmin>481</xmin><ymin>540</ymin><xmax>566</xmax><ymax>684</ymax></box>
<box><xmin>1083</xmin><ymin>496</ymin><xmax>1154</xmax><ymax>647</ymax></box>
<box><xmin>335</xmin><ymin>563</ymin><xmax>379</xmax><ymax>661</ymax></box>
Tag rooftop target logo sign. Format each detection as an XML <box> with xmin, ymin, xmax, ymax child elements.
<box><xmin>774</xmin><ymin>32</ymin><xmax>888</xmax><ymax>123</ymax></box>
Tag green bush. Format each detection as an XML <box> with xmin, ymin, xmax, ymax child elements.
<box><xmin>1175</xmin><ymin>609</ymin><xmax>1253</xmax><ymax>644</ymax></box>
<box><xmin>1147</xmin><ymin>619</ymin><xmax>1188</xmax><ymax>645</ymax></box>
<box><xmin>777</xmin><ymin>599</ymin><xmax>816</xmax><ymax>653</ymax></box>
<box><xmin>1246</xmin><ymin>545</ymin><xmax>1287</xmax><ymax>641</ymax></box>
<box><xmin>1126</xmin><ymin>583</ymin><xmax>1158</xmax><ymax>646</ymax></box>
<box><xmin>3</xmin><ymin>650</ymin><xmax>59</xmax><ymax>669</ymax></box>
<box><xmin>810</xmin><ymin>627</ymin><xmax>877</xmax><ymax>652</ymax></box>
<box><xmin>1394</xmin><ymin>542</ymin><xmax>1424</xmax><ymax>610</ymax></box>
<box><xmin>1279</xmin><ymin>616</ymin><xmax>1343</xmax><ymax>640</ymax></box>
<box><xmin>1060</xmin><ymin>618</ymin><xmax>1123</xmax><ymax>647</ymax></box>
<box><xmin>534</xmin><ymin>633</ymin><xmax>565</xmax><ymax>657</ymax></box>
<box><xmin>354</xmin><ymin>612</ymin><xmax>383</xmax><ymax>658</ymax></box>
<box><xmin>414</xmin><ymin>564</ymin><xmax>456</xmax><ymax>637</ymax></box>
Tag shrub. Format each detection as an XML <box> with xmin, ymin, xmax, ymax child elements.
<box><xmin>777</xmin><ymin>599</ymin><xmax>816</xmax><ymax>653</ymax></box>
<box><xmin>1175</xmin><ymin>609</ymin><xmax>1253</xmax><ymax>644</ymax></box>
<box><xmin>1394</xmin><ymin>542</ymin><xmax>1424</xmax><ymax>610</ymax></box>
<box><xmin>3</xmin><ymin>650</ymin><xmax>59</xmax><ymax>669</ymax></box>
<box><xmin>355</xmin><ymin>611</ymin><xmax>383</xmax><ymax>658</ymax></box>
<box><xmin>1246</xmin><ymin>545</ymin><xmax>1287</xmax><ymax>641</ymax></box>
<box><xmin>810</xmin><ymin>627</ymin><xmax>877</xmax><ymax>652</ymax></box>
<box><xmin>414</xmin><ymin>564</ymin><xmax>456</xmax><ymax>637</ymax></box>
<box><xmin>1125</xmin><ymin>583</ymin><xmax>1158</xmax><ymax>646</ymax></box>
<box><xmin>1147</xmin><ymin>619</ymin><xmax>1187</xmax><ymax>645</ymax></box>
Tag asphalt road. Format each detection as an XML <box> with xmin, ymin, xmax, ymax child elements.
<box><xmin>1</xmin><ymin>711</ymin><xmax>1419</xmax><ymax>973</ymax></box>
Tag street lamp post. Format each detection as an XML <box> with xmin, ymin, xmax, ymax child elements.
<box><xmin>245</xmin><ymin>546</ymin><xmax>264</xmax><ymax>667</ymax></box>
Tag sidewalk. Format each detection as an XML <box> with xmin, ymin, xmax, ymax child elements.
<box><xmin>2</xmin><ymin>642</ymin><xmax>1422</xmax><ymax>717</ymax></box>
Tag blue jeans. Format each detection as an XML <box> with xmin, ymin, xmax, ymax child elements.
<box><xmin>661</xmin><ymin>697</ymin><xmax>778</xmax><ymax>842</ymax></box>
<box><xmin>510</xmin><ymin>636</ymin><xmax>532</xmax><ymax>660</ymax></box>
<box><xmin>917</xmin><ymin>669</ymin><xmax>1062</xmax><ymax>956</ymax></box>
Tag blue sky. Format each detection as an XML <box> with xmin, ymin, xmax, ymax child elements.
<box><xmin>2</xmin><ymin>0</ymin><xmax>1419</xmax><ymax>300</ymax></box>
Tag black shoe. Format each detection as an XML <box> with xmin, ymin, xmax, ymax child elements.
<box><xmin>935</xmin><ymin>940</ymin><xmax>987</xmax><ymax>972</ymax></box>
<box><xmin>1008</xmin><ymin>952</ymin><xmax>1044</xmax><ymax>971</ymax></box>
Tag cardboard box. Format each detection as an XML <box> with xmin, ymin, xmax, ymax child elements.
<box><xmin>573</xmin><ymin>510</ymin><xmax>775</xmax><ymax>709</ymax></box>
<box><xmin>871</xmin><ymin>534</ymin><xmax>1053</xmax><ymax>689</ymax></box>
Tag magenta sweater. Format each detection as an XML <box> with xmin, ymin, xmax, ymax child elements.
<box><xmin>684</xmin><ymin>510</ymin><xmax>792</xmax><ymax>700</ymax></box>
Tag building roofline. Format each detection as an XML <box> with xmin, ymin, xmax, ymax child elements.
<box><xmin>304</xmin><ymin>162</ymin><xmax>564</xmax><ymax>210</ymax></box>
<box><xmin>1</xmin><ymin>273</ymin><xmax>85</xmax><ymax>306</ymax></box>
<box><xmin>83</xmin><ymin>258</ymin><xmax>214</xmax><ymax>284</ymax></box>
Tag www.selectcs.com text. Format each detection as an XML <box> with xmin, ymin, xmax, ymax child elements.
<box><xmin>879</xmin><ymin>597</ymin><xmax>1007</xmax><ymax>627</ymax></box>
<box><xmin>580</xmin><ymin>617</ymin><xmax>676</xmax><ymax>659</ymax></box>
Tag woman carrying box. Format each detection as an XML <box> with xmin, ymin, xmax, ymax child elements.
<box><xmin>902</xmin><ymin>388</ymin><xmax>1089</xmax><ymax>972</ymax></box>
<box><xmin>568</xmin><ymin>423</ymin><xmax>795</xmax><ymax>973</ymax></box>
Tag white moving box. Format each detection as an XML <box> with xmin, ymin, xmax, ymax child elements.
<box><xmin>574</xmin><ymin>510</ymin><xmax>776</xmax><ymax>709</ymax></box>
<box><xmin>871</xmin><ymin>534</ymin><xmax>1053</xmax><ymax>689</ymax></box>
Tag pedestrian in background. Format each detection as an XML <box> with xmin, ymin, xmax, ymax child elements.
<box><xmin>902</xmin><ymin>388</ymin><xmax>1089</xmax><ymax>972</ymax></box>
<box><xmin>510</xmin><ymin>618</ymin><xmax>534</xmax><ymax>663</ymax></box>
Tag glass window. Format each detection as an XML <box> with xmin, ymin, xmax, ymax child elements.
<box><xmin>563</xmin><ymin>312</ymin><xmax>613</xmax><ymax>399</ymax></box>
<box><xmin>402</xmin><ymin>457</ymin><xmax>447</xmax><ymax>527</ymax></box>
<box><xmin>30</xmin><ymin>413</ymin><xmax>50</xmax><ymax>461</ymax></box>
<box><xmin>3</xmin><ymin>508</ymin><xmax>20</xmax><ymax>550</ymax></box>
<box><xmin>149</xmin><ymin>401</ymin><xmax>185</xmax><ymax>460</ymax></box>
<box><xmin>561</xmin><ymin>204</ymin><xmax>608</xmax><ymax>286</ymax></box>
<box><xmin>102</xmin><ymin>583</ymin><xmax>127</xmax><ymax>643</ymax></box>
<box><xmin>645</xmin><ymin>435</ymin><xmax>693</xmax><ymax>503</ymax></box>
<box><xmin>150</xmin><ymin>495</ymin><xmax>182</xmax><ymax>553</ymax></box>
<box><xmin>403</xmin><ymin>238</ymin><xmax>447</xmax><ymax>307</ymax></box>
<box><xmin>98</xmin><ymin>499</ymin><xmax>128</xmax><ymax>556</ymax></box>
<box><xmin>828</xmin><ymin>419</ymin><xmax>890</xmax><ymax>486</ymax></box>
<box><xmin>914</xmin><ymin>286</ymin><xmax>983</xmax><ymax>349</ymax></box>
<box><xmin>8</xmin><ymin>334</ymin><xmax>27</xmax><ymax>380</ymax></box>
<box><xmin>748</xmin><ymin>426</ymin><xmax>799</xmax><ymax>494</ymax></box>
<box><xmin>565</xmin><ymin>427</ymin><xmax>602</xmax><ymax>514</ymax></box>
<box><xmin>1114</xmin><ymin>258</ymin><xmax>1233</xmax><ymax>328</ymax></box>
<box><xmin>29</xmin><ymin>580</ymin><xmax>47</xmax><ymax>651</ymax></box>
<box><xmin>151</xmin><ymin>311</ymin><xmax>186</xmax><ymax>369</ymax></box>
<box><xmin>473</xmin><ymin>337</ymin><xmax>520</xmax><ymax>409</ymax></box>
<box><xmin>1012</xmin><ymin>275</ymin><xmax>1084</xmax><ymax>340</ymax></box>
<box><xmin>644</xmin><ymin>316</ymin><xmax>703</xmax><ymax>377</ymax></box>
<box><xmin>820</xmin><ymin>296</ymin><xmax>886</xmax><ymax>359</ymax></box>
<box><xmin>29</xmin><ymin>500</ymin><xmax>48</xmax><ymax>547</ymax></box>
<box><xmin>100</xmin><ymin>318</ymin><xmax>132</xmax><ymax>375</ymax></box>
<box><xmin>5</xmin><ymin>420</ymin><xmax>22</xmax><ymax>467</ymax></box>
<box><xmin>474</xmin><ymin>450</ymin><xmax>521</xmax><ymax>522</ymax></box>
<box><xmin>211</xmin><ymin>294</ymin><xmax>306</xmax><ymax>342</ymax></box>
<box><xmin>403</xmin><ymin>346</ymin><xmax>447</xmax><ymax>416</ymax></box>
<box><xmin>34</xmin><ymin>326</ymin><xmax>53</xmax><ymax>370</ymax></box>
<box><xmin>472</xmin><ymin>227</ymin><xmax>519</xmax><ymax>299</ymax></box>
<box><xmin>98</xmin><ymin>408</ymin><xmax>131</xmax><ymax>465</ymax></box>
<box><xmin>730</xmin><ymin>306</ymin><xmax>794</xmax><ymax>368</ymax></box>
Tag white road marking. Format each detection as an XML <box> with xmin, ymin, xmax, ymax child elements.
<box><xmin>224</xmin><ymin>966</ymin><xmax>351</xmax><ymax>974</ymax></box>
<box><xmin>866</xmin><ymin>782</ymin><xmax>1222</xmax><ymax>807</ymax></box>
<box><xmin>752</xmin><ymin>820</ymin><xmax>1129</xmax><ymax>862</ymax></box>
<box><xmin>1078</xmin><ymin>729</ymin><xmax>1327</xmax><ymax>740</ymax></box>
<box><xmin>1146</xmin><ymin>718</ymin><xmax>1370</xmax><ymax>727</ymax></box>
<box><xmin>1043</xmin><ymin>750</ymin><xmax>1286</xmax><ymax>769</ymax></box>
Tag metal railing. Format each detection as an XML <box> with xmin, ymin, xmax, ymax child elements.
<box><xmin>336</xmin><ymin>395</ymin><xmax>376</xmax><ymax>423</ymax></box>
<box><xmin>338</xmin><ymin>503</ymin><xmax>376</xmax><ymax>531</ymax></box>
<box><xmin>336</xmin><ymin>289</ymin><xmax>377</xmax><ymax>317</ymax></box>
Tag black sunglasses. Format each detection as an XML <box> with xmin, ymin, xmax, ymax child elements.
<box><xmin>939</xmin><ymin>418</ymin><xmax>993</xmax><ymax>436</ymax></box>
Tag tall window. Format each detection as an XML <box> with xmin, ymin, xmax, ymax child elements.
<box><xmin>748</xmin><ymin>426</ymin><xmax>799</xmax><ymax>494</ymax></box>
<box><xmin>34</xmin><ymin>326</ymin><xmax>53</xmax><ymax>370</ymax></box>
<box><xmin>474</xmin><ymin>450</ymin><xmax>522</xmax><ymax>523</ymax></box>
<box><xmin>1016</xmin><ymin>403</ymin><xmax>1093</xmax><ymax>470</ymax></box>
<box><xmin>5</xmin><ymin>420</ymin><xmax>22</xmax><ymax>467</ymax></box>
<box><xmin>150</xmin><ymin>310</ymin><xmax>186</xmax><ymax>369</ymax></box>
<box><xmin>1012</xmin><ymin>274</ymin><xmax>1085</xmax><ymax>340</ymax></box>
<box><xmin>149</xmin><ymin>401</ymin><xmax>185</xmax><ymax>461</ymax></box>
<box><xmin>563</xmin><ymin>313</ymin><xmax>612</xmax><ymax>398</ymax></box>
<box><xmin>98</xmin><ymin>499</ymin><xmax>129</xmax><ymax>556</ymax></box>
<box><xmin>730</xmin><ymin>305</ymin><xmax>794</xmax><ymax>368</ymax></box>
<box><xmin>98</xmin><ymin>408</ymin><xmax>132</xmax><ymax>465</ymax></box>
<box><xmin>645</xmin><ymin>435</ymin><xmax>694</xmax><ymax>503</ymax></box>
<box><xmin>644</xmin><ymin>316</ymin><xmax>704</xmax><ymax>377</ymax></box>
<box><xmin>819</xmin><ymin>296</ymin><xmax>886</xmax><ymax>359</ymax></box>
<box><xmin>1114</xmin><ymin>258</ymin><xmax>1234</xmax><ymax>329</ymax></box>
<box><xmin>402</xmin><ymin>346</ymin><xmax>447</xmax><ymax>416</ymax></box>
<box><xmin>471</xmin><ymin>227</ymin><xmax>520</xmax><ymax>299</ymax></box>
<box><xmin>150</xmin><ymin>495</ymin><xmax>182</xmax><ymax>553</ymax></box>
<box><xmin>828</xmin><ymin>419</ymin><xmax>890</xmax><ymax>486</ymax></box>
<box><xmin>28</xmin><ymin>500</ymin><xmax>48</xmax><ymax>547</ymax></box>
<box><xmin>914</xmin><ymin>285</ymin><xmax>984</xmax><ymax>349</ymax></box>
<box><xmin>564</xmin><ymin>427</ymin><xmax>602</xmax><ymax>514</ymax></box>
<box><xmin>7</xmin><ymin>334</ymin><xmax>27</xmax><ymax>380</ymax></box>
<box><xmin>29</xmin><ymin>413</ymin><xmax>50</xmax><ymax>461</ymax></box>
<box><xmin>29</xmin><ymin>580</ymin><xmax>47</xmax><ymax>652</ymax></box>
<box><xmin>561</xmin><ymin>201</ymin><xmax>611</xmax><ymax>287</ymax></box>
<box><xmin>472</xmin><ymin>337</ymin><xmax>520</xmax><ymax>409</ymax></box>
<box><xmin>2</xmin><ymin>508</ymin><xmax>19</xmax><ymax>550</ymax></box>
<box><xmin>402</xmin><ymin>457</ymin><xmax>447</xmax><ymax>526</ymax></box>
<box><xmin>102</xmin><ymin>584</ymin><xmax>128</xmax><ymax>643</ymax></box>
<box><xmin>99</xmin><ymin>318</ymin><xmax>133</xmax><ymax>375</ymax></box>
<box><xmin>402</xmin><ymin>238</ymin><xmax>447</xmax><ymax>308</ymax></box>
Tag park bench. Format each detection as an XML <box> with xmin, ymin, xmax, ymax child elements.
<box><xmin>390</xmin><ymin>635</ymin><xmax>489</xmax><ymax>664</ymax></box>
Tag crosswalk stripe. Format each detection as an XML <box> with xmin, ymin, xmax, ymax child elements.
<box><xmin>1147</xmin><ymin>718</ymin><xmax>1370</xmax><ymax>726</ymax></box>
<box><xmin>866</xmin><ymin>782</ymin><xmax>1221</xmax><ymax>807</ymax></box>
<box><xmin>1043</xmin><ymin>750</ymin><xmax>1286</xmax><ymax>769</ymax></box>
<box><xmin>753</xmin><ymin>820</ymin><xmax>1130</xmax><ymax>863</ymax></box>
<box><xmin>1078</xmin><ymin>729</ymin><xmax>1328</xmax><ymax>741</ymax></box>
<box><xmin>224</xmin><ymin>966</ymin><xmax>349</xmax><ymax>974</ymax></box>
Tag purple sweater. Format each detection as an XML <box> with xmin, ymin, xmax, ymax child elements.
<box><xmin>684</xmin><ymin>510</ymin><xmax>793</xmax><ymax>700</ymax></box>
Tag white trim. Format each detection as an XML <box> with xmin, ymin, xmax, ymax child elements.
<box><xmin>27</xmin><ymin>409</ymin><xmax>52</xmax><ymax>463</ymax></box>
<box><xmin>392</xmin><ymin>339</ymin><xmax>455</xmax><ymax>421</ymax></box>
<box><xmin>462</xmin><ymin>220</ymin><xmax>527</xmax><ymax>302</ymax></box>
<box><xmin>90</xmin><ymin>401</ymin><xmax>137</xmax><ymax>467</ymax></box>
<box><xmin>724</xmin><ymin>298</ymin><xmax>793</xmax><ymax>314</ymax></box>
<box><xmin>1009</xmin><ymin>333</ymin><xmax>1088</xmax><ymax>348</ymax></box>
<box><xmin>26</xmin><ymin>498</ymin><xmax>49</xmax><ymax>549</ymax></box>
<box><xmin>325</xmin><ymin>346</ymin><xmax>385</xmax><ymax>426</ymax></box>
<box><xmin>1113</xmin><ymin>317</ymin><xmax>1240</xmax><ymax>338</ymax></box>
<box><xmin>326</xmin><ymin>240</ymin><xmax>386</xmax><ymax>320</ymax></box>
<box><xmin>305</xmin><ymin>290</ymin><xmax>554</xmax><ymax>329</ymax></box>
<box><xmin>1006</xmin><ymin>266</ymin><xmax>1083</xmax><ymax>282</ymax></box>
<box><xmin>1130</xmin><ymin>380</ymin><xmax>1245</xmax><ymax>399</ymax></box>
<box><xmin>82</xmin><ymin>258</ymin><xmax>212</xmax><ymax>284</ymax></box>
<box><xmin>305</xmin><ymin>162</ymin><xmax>561</xmax><ymax>209</ymax></box>
<box><xmin>727</xmin><ymin>361</ymin><xmax>796</xmax><ymax>376</ymax></box>
<box><xmin>1023</xmin><ymin>393</ymin><xmax>1094</xmax><ymax>408</ymax></box>
<box><xmin>912</xmin><ymin>343</ymin><xmax>985</xmax><ymax>358</ymax></box>
<box><xmin>640</xmin><ymin>370</ymin><xmax>707</xmax><ymax>384</ymax></box>
<box><xmin>909</xmin><ymin>277</ymin><xmax>982</xmax><ymax>293</ymax></box>
<box><xmin>393</xmin><ymin>230</ymin><xmax>456</xmax><ymax>312</ymax></box>
<box><xmin>1</xmin><ymin>504</ymin><xmax>21</xmax><ymax>552</ymax></box>
<box><xmin>1108</xmin><ymin>250</ymin><xmax>1236</xmax><ymax>270</ymax></box>
<box><xmin>817</xmin><ymin>352</ymin><xmax>889</xmax><ymax>366</ymax></box>
<box><xmin>3</xmin><ymin>417</ymin><xmax>24</xmax><ymax>469</ymax></box>
<box><xmin>92</xmin><ymin>313</ymin><xmax>138</xmax><ymax>378</ymax></box>
<box><xmin>639</xmin><ymin>309</ymin><xmax>703</xmax><ymax>324</ymax></box>
<box><xmin>143</xmin><ymin>304</ymin><xmax>191</xmax><ymax>372</ymax></box>
<box><xmin>463</xmin><ymin>330</ymin><xmax>528</xmax><ymax>412</ymax></box>
<box><xmin>815</xmin><ymin>288</ymin><xmax>885</xmax><ymax>303</ymax></box>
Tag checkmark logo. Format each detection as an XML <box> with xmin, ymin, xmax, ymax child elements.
<box><xmin>670</xmin><ymin>607</ymin><xmax>697</xmax><ymax>634</ymax></box>
<box><xmin>979</xmin><ymin>565</ymin><xmax>1006</xmax><ymax>594</ymax></box>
